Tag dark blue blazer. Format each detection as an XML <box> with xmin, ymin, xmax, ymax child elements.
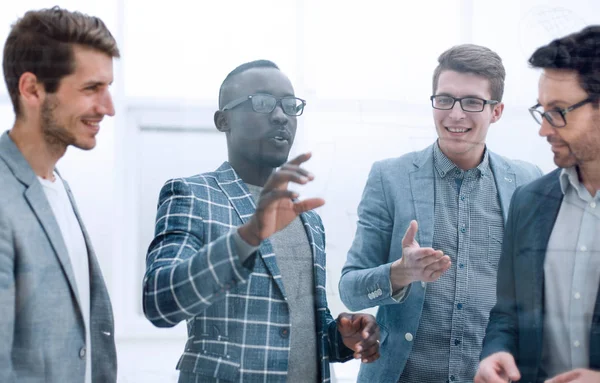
<box><xmin>481</xmin><ymin>169</ymin><xmax>600</xmax><ymax>383</ymax></box>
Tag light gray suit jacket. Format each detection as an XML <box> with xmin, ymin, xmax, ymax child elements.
<box><xmin>339</xmin><ymin>144</ymin><xmax>542</xmax><ymax>382</ymax></box>
<box><xmin>0</xmin><ymin>132</ymin><xmax>116</xmax><ymax>382</ymax></box>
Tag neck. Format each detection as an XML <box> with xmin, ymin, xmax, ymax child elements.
<box><xmin>10</xmin><ymin>119</ymin><xmax>66</xmax><ymax>180</ymax></box>
<box><xmin>576</xmin><ymin>161</ymin><xmax>600</xmax><ymax>197</ymax></box>
<box><xmin>228</xmin><ymin>155</ymin><xmax>274</xmax><ymax>187</ymax></box>
<box><xmin>439</xmin><ymin>142</ymin><xmax>485</xmax><ymax>170</ymax></box>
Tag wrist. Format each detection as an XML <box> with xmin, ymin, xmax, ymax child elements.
<box><xmin>390</xmin><ymin>260</ymin><xmax>412</xmax><ymax>291</ymax></box>
<box><xmin>238</xmin><ymin>221</ymin><xmax>262</xmax><ymax>247</ymax></box>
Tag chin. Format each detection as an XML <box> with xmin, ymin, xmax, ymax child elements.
<box><xmin>263</xmin><ymin>153</ymin><xmax>289</xmax><ymax>168</ymax></box>
<box><xmin>73</xmin><ymin>139</ymin><xmax>97</xmax><ymax>151</ymax></box>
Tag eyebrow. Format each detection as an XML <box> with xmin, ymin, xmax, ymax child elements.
<box><xmin>538</xmin><ymin>99</ymin><xmax>569</xmax><ymax>108</ymax></box>
<box><xmin>253</xmin><ymin>90</ymin><xmax>295</xmax><ymax>97</ymax></box>
<box><xmin>81</xmin><ymin>80</ymin><xmax>113</xmax><ymax>88</ymax></box>
<box><xmin>435</xmin><ymin>92</ymin><xmax>487</xmax><ymax>99</ymax></box>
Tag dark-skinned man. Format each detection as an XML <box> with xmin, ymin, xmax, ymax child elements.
<box><xmin>142</xmin><ymin>59</ymin><xmax>380</xmax><ymax>383</ymax></box>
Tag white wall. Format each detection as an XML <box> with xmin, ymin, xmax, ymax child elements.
<box><xmin>1</xmin><ymin>1</ymin><xmax>599</xmax><ymax>381</ymax></box>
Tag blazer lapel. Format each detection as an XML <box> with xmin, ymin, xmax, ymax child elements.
<box><xmin>214</xmin><ymin>162</ymin><xmax>287</xmax><ymax>297</ymax></box>
<box><xmin>0</xmin><ymin>132</ymin><xmax>82</xmax><ymax>311</ymax></box>
<box><xmin>299</xmin><ymin>210</ymin><xmax>326</xmax><ymax>296</ymax></box>
<box><xmin>519</xmin><ymin>172</ymin><xmax>563</xmax><ymax>360</ymax></box>
<box><xmin>489</xmin><ymin>153</ymin><xmax>517</xmax><ymax>222</ymax></box>
<box><xmin>409</xmin><ymin>146</ymin><xmax>435</xmax><ymax>247</ymax></box>
<box><xmin>24</xmin><ymin>183</ymin><xmax>82</xmax><ymax>309</ymax></box>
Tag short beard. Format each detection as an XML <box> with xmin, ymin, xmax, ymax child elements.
<box><xmin>41</xmin><ymin>96</ymin><xmax>75</xmax><ymax>150</ymax></box>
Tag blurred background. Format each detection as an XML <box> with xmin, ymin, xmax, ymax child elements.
<box><xmin>0</xmin><ymin>0</ymin><xmax>598</xmax><ymax>381</ymax></box>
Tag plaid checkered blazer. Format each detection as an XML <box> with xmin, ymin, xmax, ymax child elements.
<box><xmin>143</xmin><ymin>162</ymin><xmax>353</xmax><ymax>382</ymax></box>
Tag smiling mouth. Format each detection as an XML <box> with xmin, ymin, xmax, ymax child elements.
<box><xmin>446</xmin><ymin>127</ymin><xmax>471</xmax><ymax>133</ymax></box>
<box><xmin>272</xmin><ymin>135</ymin><xmax>289</xmax><ymax>143</ymax></box>
<box><xmin>82</xmin><ymin>120</ymin><xmax>101</xmax><ymax>128</ymax></box>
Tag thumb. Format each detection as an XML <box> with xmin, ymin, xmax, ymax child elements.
<box><xmin>402</xmin><ymin>220</ymin><xmax>418</xmax><ymax>248</ymax></box>
<box><xmin>499</xmin><ymin>353</ymin><xmax>521</xmax><ymax>381</ymax></box>
<box><xmin>337</xmin><ymin>314</ymin><xmax>359</xmax><ymax>336</ymax></box>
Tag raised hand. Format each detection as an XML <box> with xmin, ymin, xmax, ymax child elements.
<box><xmin>238</xmin><ymin>152</ymin><xmax>324</xmax><ymax>246</ymax></box>
<box><xmin>389</xmin><ymin>220</ymin><xmax>451</xmax><ymax>291</ymax></box>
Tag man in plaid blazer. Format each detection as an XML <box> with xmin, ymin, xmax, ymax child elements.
<box><xmin>143</xmin><ymin>60</ymin><xmax>380</xmax><ymax>382</ymax></box>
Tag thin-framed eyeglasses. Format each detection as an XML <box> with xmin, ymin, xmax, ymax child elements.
<box><xmin>430</xmin><ymin>95</ymin><xmax>499</xmax><ymax>112</ymax></box>
<box><xmin>221</xmin><ymin>93</ymin><xmax>306</xmax><ymax>116</ymax></box>
<box><xmin>528</xmin><ymin>97</ymin><xmax>595</xmax><ymax>128</ymax></box>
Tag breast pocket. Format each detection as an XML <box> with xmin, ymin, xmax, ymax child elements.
<box><xmin>487</xmin><ymin>225</ymin><xmax>504</xmax><ymax>268</ymax></box>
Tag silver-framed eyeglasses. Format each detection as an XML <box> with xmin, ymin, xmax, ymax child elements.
<box><xmin>430</xmin><ymin>95</ymin><xmax>499</xmax><ymax>112</ymax></box>
<box><xmin>529</xmin><ymin>97</ymin><xmax>594</xmax><ymax>128</ymax></box>
<box><xmin>221</xmin><ymin>93</ymin><xmax>306</xmax><ymax>116</ymax></box>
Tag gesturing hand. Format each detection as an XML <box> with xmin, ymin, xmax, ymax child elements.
<box><xmin>474</xmin><ymin>352</ymin><xmax>521</xmax><ymax>383</ymax></box>
<box><xmin>337</xmin><ymin>313</ymin><xmax>380</xmax><ymax>363</ymax></box>
<box><xmin>390</xmin><ymin>220</ymin><xmax>451</xmax><ymax>291</ymax></box>
<box><xmin>238</xmin><ymin>152</ymin><xmax>324</xmax><ymax>246</ymax></box>
<box><xmin>545</xmin><ymin>368</ymin><xmax>600</xmax><ymax>383</ymax></box>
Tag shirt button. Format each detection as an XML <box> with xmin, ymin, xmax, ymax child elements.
<box><xmin>460</xmin><ymin>228</ymin><xmax>466</xmax><ymax>233</ymax></box>
<box><xmin>280</xmin><ymin>328</ymin><xmax>289</xmax><ymax>338</ymax></box>
<box><xmin>79</xmin><ymin>347</ymin><xmax>86</xmax><ymax>359</ymax></box>
<box><xmin>405</xmin><ymin>332</ymin><xmax>413</xmax><ymax>342</ymax></box>
<box><xmin>457</xmin><ymin>303</ymin><xmax>463</xmax><ymax>310</ymax></box>
<box><xmin>574</xmin><ymin>340</ymin><xmax>580</xmax><ymax>348</ymax></box>
<box><xmin>450</xmin><ymin>375</ymin><xmax>456</xmax><ymax>381</ymax></box>
<box><xmin>581</xmin><ymin>245</ymin><xmax>587</xmax><ymax>252</ymax></box>
<box><xmin>454</xmin><ymin>339</ymin><xmax>461</xmax><ymax>346</ymax></box>
<box><xmin>421</xmin><ymin>281</ymin><xmax>426</xmax><ymax>288</ymax></box>
<box><xmin>460</xmin><ymin>195</ymin><xmax>466</xmax><ymax>201</ymax></box>
<box><xmin>459</xmin><ymin>263</ymin><xmax>464</xmax><ymax>269</ymax></box>
<box><xmin>591</xmin><ymin>202</ymin><xmax>597</xmax><ymax>208</ymax></box>
<box><xmin>574</xmin><ymin>292</ymin><xmax>581</xmax><ymax>300</ymax></box>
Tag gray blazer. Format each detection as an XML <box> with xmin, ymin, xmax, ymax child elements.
<box><xmin>0</xmin><ymin>132</ymin><xmax>116</xmax><ymax>383</ymax></box>
<box><xmin>339</xmin><ymin>144</ymin><xmax>542</xmax><ymax>383</ymax></box>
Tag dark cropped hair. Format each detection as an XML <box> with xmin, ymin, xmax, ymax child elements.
<box><xmin>433</xmin><ymin>44</ymin><xmax>506</xmax><ymax>102</ymax></box>
<box><xmin>3</xmin><ymin>6</ymin><xmax>120</xmax><ymax>115</ymax></box>
<box><xmin>529</xmin><ymin>25</ymin><xmax>600</xmax><ymax>101</ymax></box>
<box><xmin>218</xmin><ymin>59</ymin><xmax>279</xmax><ymax>108</ymax></box>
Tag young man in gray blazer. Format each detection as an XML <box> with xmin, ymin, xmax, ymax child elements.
<box><xmin>339</xmin><ymin>44</ymin><xmax>542</xmax><ymax>383</ymax></box>
<box><xmin>0</xmin><ymin>7</ymin><xmax>120</xmax><ymax>383</ymax></box>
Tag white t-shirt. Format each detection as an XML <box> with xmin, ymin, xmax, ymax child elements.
<box><xmin>38</xmin><ymin>173</ymin><xmax>91</xmax><ymax>383</ymax></box>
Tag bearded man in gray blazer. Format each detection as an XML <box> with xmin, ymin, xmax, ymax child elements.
<box><xmin>0</xmin><ymin>7</ymin><xmax>120</xmax><ymax>383</ymax></box>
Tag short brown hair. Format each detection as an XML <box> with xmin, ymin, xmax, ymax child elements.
<box><xmin>3</xmin><ymin>6</ymin><xmax>120</xmax><ymax>115</ymax></box>
<box><xmin>432</xmin><ymin>44</ymin><xmax>506</xmax><ymax>102</ymax></box>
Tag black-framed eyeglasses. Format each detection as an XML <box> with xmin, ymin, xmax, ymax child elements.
<box><xmin>430</xmin><ymin>95</ymin><xmax>499</xmax><ymax>113</ymax></box>
<box><xmin>529</xmin><ymin>97</ymin><xmax>595</xmax><ymax>128</ymax></box>
<box><xmin>221</xmin><ymin>93</ymin><xmax>306</xmax><ymax>116</ymax></box>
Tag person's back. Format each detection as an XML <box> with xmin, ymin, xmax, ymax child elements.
<box><xmin>0</xmin><ymin>7</ymin><xmax>120</xmax><ymax>382</ymax></box>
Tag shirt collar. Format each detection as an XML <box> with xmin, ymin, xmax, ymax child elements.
<box><xmin>559</xmin><ymin>166</ymin><xmax>596</xmax><ymax>201</ymax></box>
<box><xmin>433</xmin><ymin>140</ymin><xmax>490</xmax><ymax>178</ymax></box>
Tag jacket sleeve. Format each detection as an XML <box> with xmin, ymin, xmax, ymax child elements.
<box><xmin>142</xmin><ymin>178</ymin><xmax>255</xmax><ymax>328</ymax></box>
<box><xmin>339</xmin><ymin>162</ymin><xmax>405</xmax><ymax>311</ymax></box>
<box><xmin>480</xmin><ymin>188</ymin><xmax>521</xmax><ymax>360</ymax></box>
<box><xmin>0</xmin><ymin>209</ymin><xmax>16</xmax><ymax>382</ymax></box>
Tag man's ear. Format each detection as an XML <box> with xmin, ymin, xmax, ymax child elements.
<box><xmin>490</xmin><ymin>102</ymin><xmax>504</xmax><ymax>124</ymax></box>
<box><xmin>214</xmin><ymin>110</ymin><xmax>229</xmax><ymax>132</ymax></box>
<box><xmin>18</xmin><ymin>72</ymin><xmax>45</xmax><ymax>110</ymax></box>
